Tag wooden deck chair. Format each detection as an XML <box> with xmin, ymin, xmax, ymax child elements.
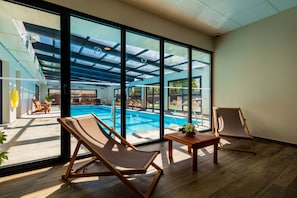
<box><xmin>212</xmin><ymin>107</ymin><xmax>256</xmax><ymax>154</ymax></box>
<box><xmin>57</xmin><ymin>114</ymin><xmax>163</xmax><ymax>198</ymax></box>
<box><xmin>32</xmin><ymin>99</ymin><xmax>50</xmax><ymax>114</ymax></box>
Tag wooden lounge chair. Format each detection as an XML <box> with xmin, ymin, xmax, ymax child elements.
<box><xmin>32</xmin><ymin>99</ymin><xmax>50</xmax><ymax>114</ymax></box>
<box><xmin>57</xmin><ymin>114</ymin><xmax>163</xmax><ymax>198</ymax></box>
<box><xmin>213</xmin><ymin>107</ymin><xmax>256</xmax><ymax>154</ymax></box>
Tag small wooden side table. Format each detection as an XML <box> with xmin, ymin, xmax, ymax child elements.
<box><xmin>164</xmin><ymin>132</ymin><xmax>220</xmax><ymax>171</ymax></box>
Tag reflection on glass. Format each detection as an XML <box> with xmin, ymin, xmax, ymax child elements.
<box><xmin>192</xmin><ymin>49</ymin><xmax>211</xmax><ymax>131</ymax></box>
<box><xmin>126</xmin><ymin>31</ymin><xmax>160</xmax><ymax>144</ymax></box>
<box><xmin>0</xmin><ymin>1</ymin><xmax>61</xmax><ymax>167</ymax></box>
<box><xmin>70</xmin><ymin>16</ymin><xmax>121</xmax><ymax>155</ymax></box>
<box><xmin>164</xmin><ymin>42</ymin><xmax>189</xmax><ymax>133</ymax></box>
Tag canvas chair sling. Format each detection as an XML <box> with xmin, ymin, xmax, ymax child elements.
<box><xmin>213</xmin><ymin>107</ymin><xmax>256</xmax><ymax>154</ymax></box>
<box><xmin>57</xmin><ymin>114</ymin><xmax>163</xmax><ymax>198</ymax></box>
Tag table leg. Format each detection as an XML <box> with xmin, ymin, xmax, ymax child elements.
<box><xmin>188</xmin><ymin>146</ymin><xmax>191</xmax><ymax>153</ymax></box>
<box><xmin>168</xmin><ymin>140</ymin><xmax>173</xmax><ymax>159</ymax></box>
<box><xmin>192</xmin><ymin>148</ymin><xmax>197</xmax><ymax>171</ymax></box>
<box><xmin>214</xmin><ymin>142</ymin><xmax>218</xmax><ymax>163</ymax></box>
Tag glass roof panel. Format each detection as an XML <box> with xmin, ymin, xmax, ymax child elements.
<box><xmin>109</xmin><ymin>67</ymin><xmax>121</xmax><ymax>73</ymax></box>
<box><xmin>35</xmin><ymin>49</ymin><xmax>53</xmax><ymax>56</ymax></box>
<box><xmin>81</xmin><ymin>47</ymin><xmax>106</xmax><ymax>58</ymax></box>
<box><xmin>43</xmin><ymin>66</ymin><xmax>60</xmax><ymax>72</ymax></box>
<box><xmin>54</xmin><ymin>54</ymin><xmax>60</xmax><ymax>59</ymax></box>
<box><xmin>137</xmin><ymin>74</ymin><xmax>154</xmax><ymax>79</ymax></box>
<box><xmin>192</xmin><ymin>60</ymin><xmax>208</xmax><ymax>68</ymax></box>
<box><xmin>136</xmin><ymin>64</ymin><xmax>159</xmax><ymax>72</ymax></box>
<box><xmin>88</xmin><ymin>37</ymin><xmax>118</xmax><ymax>48</ymax></box>
<box><xmin>126</xmin><ymin>60</ymin><xmax>143</xmax><ymax>68</ymax></box>
<box><xmin>150</xmin><ymin>71</ymin><xmax>160</xmax><ymax>75</ymax></box>
<box><xmin>192</xmin><ymin>50</ymin><xmax>211</xmax><ymax>63</ymax></box>
<box><xmin>71</xmin><ymin>32</ymin><xmax>88</xmax><ymax>39</ymax></box>
<box><xmin>102</xmin><ymin>54</ymin><xmax>120</xmax><ymax>64</ymax></box>
<box><xmin>164</xmin><ymin>55</ymin><xmax>187</xmax><ymax>66</ymax></box>
<box><xmin>75</xmin><ymin>59</ymin><xmax>94</xmax><ymax>66</ymax></box>
<box><xmin>93</xmin><ymin>63</ymin><xmax>112</xmax><ymax>70</ymax></box>
<box><xmin>39</xmin><ymin>35</ymin><xmax>53</xmax><ymax>45</ymax></box>
<box><xmin>164</xmin><ymin>69</ymin><xmax>174</xmax><ymax>74</ymax></box>
<box><xmin>71</xmin><ymin>44</ymin><xmax>81</xmax><ymax>53</ymax></box>
<box><xmin>126</xmin><ymin>71</ymin><xmax>141</xmax><ymax>76</ymax></box>
<box><xmin>40</xmin><ymin>60</ymin><xmax>60</xmax><ymax>68</ymax></box>
<box><xmin>54</xmin><ymin>40</ymin><xmax>60</xmax><ymax>48</ymax></box>
<box><xmin>173</xmin><ymin>62</ymin><xmax>188</xmax><ymax>70</ymax></box>
<box><xmin>126</xmin><ymin>45</ymin><xmax>145</xmax><ymax>55</ymax></box>
<box><xmin>137</xmin><ymin>50</ymin><xmax>159</xmax><ymax>61</ymax></box>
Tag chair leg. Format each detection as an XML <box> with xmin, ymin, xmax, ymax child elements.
<box><xmin>62</xmin><ymin>141</ymin><xmax>81</xmax><ymax>180</ymax></box>
<box><xmin>116</xmin><ymin>164</ymin><xmax>162</xmax><ymax>198</ymax></box>
<box><xmin>218</xmin><ymin>138</ymin><xmax>256</xmax><ymax>154</ymax></box>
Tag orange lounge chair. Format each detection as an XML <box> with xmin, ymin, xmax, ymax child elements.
<box><xmin>32</xmin><ymin>99</ymin><xmax>50</xmax><ymax>114</ymax></box>
<box><xmin>57</xmin><ymin>114</ymin><xmax>163</xmax><ymax>198</ymax></box>
<box><xmin>213</xmin><ymin>107</ymin><xmax>256</xmax><ymax>154</ymax></box>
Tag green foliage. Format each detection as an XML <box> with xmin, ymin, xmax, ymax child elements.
<box><xmin>0</xmin><ymin>151</ymin><xmax>9</xmax><ymax>165</ymax></box>
<box><xmin>0</xmin><ymin>131</ymin><xmax>7</xmax><ymax>144</ymax></box>
<box><xmin>44</xmin><ymin>93</ymin><xmax>53</xmax><ymax>102</ymax></box>
<box><xmin>179</xmin><ymin>123</ymin><xmax>196</xmax><ymax>136</ymax></box>
<box><xmin>0</xmin><ymin>130</ymin><xmax>8</xmax><ymax>165</ymax></box>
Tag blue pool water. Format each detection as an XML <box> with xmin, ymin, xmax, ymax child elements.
<box><xmin>71</xmin><ymin>105</ymin><xmax>192</xmax><ymax>134</ymax></box>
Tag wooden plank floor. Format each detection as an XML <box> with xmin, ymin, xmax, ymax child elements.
<box><xmin>0</xmin><ymin>138</ymin><xmax>297</xmax><ymax>198</ymax></box>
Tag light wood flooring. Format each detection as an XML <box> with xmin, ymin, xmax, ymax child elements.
<box><xmin>0</xmin><ymin>138</ymin><xmax>297</xmax><ymax>198</ymax></box>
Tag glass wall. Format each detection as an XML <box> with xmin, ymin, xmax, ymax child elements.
<box><xmin>0</xmin><ymin>1</ymin><xmax>61</xmax><ymax>167</ymax></box>
<box><xmin>192</xmin><ymin>49</ymin><xmax>211</xmax><ymax>130</ymax></box>
<box><xmin>125</xmin><ymin>31</ymin><xmax>160</xmax><ymax>144</ymax></box>
<box><xmin>70</xmin><ymin>16</ymin><xmax>121</xmax><ymax>154</ymax></box>
<box><xmin>146</xmin><ymin>83</ymin><xmax>160</xmax><ymax>111</ymax></box>
<box><xmin>164</xmin><ymin>41</ymin><xmax>189</xmax><ymax>133</ymax></box>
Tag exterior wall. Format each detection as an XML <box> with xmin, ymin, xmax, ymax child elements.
<box><xmin>214</xmin><ymin>7</ymin><xmax>297</xmax><ymax>144</ymax></box>
<box><xmin>0</xmin><ymin>45</ymin><xmax>36</xmax><ymax>123</ymax></box>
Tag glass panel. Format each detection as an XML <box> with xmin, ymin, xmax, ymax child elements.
<box><xmin>70</xmin><ymin>16</ymin><xmax>121</xmax><ymax>155</ymax></box>
<box><xmin>126</xmin><ymin>31</ymin><xmax>160</xmax><ymax>144</ymax></box>
<box><xmin>0</xmin><ymin>1</ymin><xmax>61</xmax><ymax>167</ymax></box>
<box><xmin>146</xmin><ymin>83</ymin><xmax>160</xmax><ymax>110</ymax></box>
<box><xmin>192</xmin><ymin>49</ymin><xmax>211</xmax><ymax>131</ymax></box>
<box><xmin>164</xmin><ymin>42</ymin><xmax>189</xmax><ymax>133</ymax></box>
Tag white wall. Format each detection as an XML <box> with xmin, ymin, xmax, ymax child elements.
<box><xmin>0</xmin><ymin>46</ymin><xmax>36</xmax><ymax>123</ymax></box>
<box><xmin>214</xmin><ymin>7</ymin><xmax>297</xmax><ymax>144</ymax></box>
<box><xmin>45</xmin><ymin>0</ymin><xmax>213</xmax><ymax>51</ymax></box>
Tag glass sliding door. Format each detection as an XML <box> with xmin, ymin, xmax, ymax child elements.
<box><xmin>146</xmin><ymin>83</ymin><xmax>160</xmax><ymax>111</ymax></box>
<box><xmin>125</xmin><ymin>31</ymin><xmax>160</xmax><ymax>144</ymax></box>
<box><xmin>70</xmin><ymin>16</ymin><xmax>121</xmax><ymax>154</ymax></box>
<box><xmin>192</xmin><ymin>49</ymin><xmax>211</xmax><ymax>130</ymax></box>
<box><xmin>0</xmin><ymin>1</ymin><xmax>61</xmax><ymax>167</ymax></box>
<box><xmin>164</xmin><ymin>41</ymin><xmax>189</xmax><ymax>133</ymax></box>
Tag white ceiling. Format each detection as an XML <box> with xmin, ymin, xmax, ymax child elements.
<box><xmin>119</xmin><ymin>0</ymin><xmax>297</xmax><ymax>36</ymax></box>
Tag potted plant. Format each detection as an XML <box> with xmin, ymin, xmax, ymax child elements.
<box><xmin>44</xmin><ymin>93</ymin><xmax>53</xmax><ymax>104</ymax></box>
<box><xmin>0</xmin><ymin>130</ymin><xmax>8</xmax><ymax>165</ymax></box>
<box><xmin>179</xmin><ymin>123</ymin><xmax>196</xmax><ymax>137</ymax></box>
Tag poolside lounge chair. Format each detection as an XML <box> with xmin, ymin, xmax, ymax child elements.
<box><xmin>213</xmin><ymin>107</ymin><xmax>256</xmax><ymax>154</ymax></box>
<box><xmin>32</xmin><ymin>99</ymin><xmax>50</xmax><ymax>114</ymax></box>
<box><xmin>57</xmin><ymin>114</ymin><xmax>163</xmax><ymax>198</ymax></box>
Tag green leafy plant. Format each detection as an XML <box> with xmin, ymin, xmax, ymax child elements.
<box><xmin>0</xmin><ymin>130</ymin><xmax>8</xmax><ymax>165</ymax></box>
<box><xmin>44</xmin><ymin>93</ymin><xmax>53</xmax><ymax>102</ymax></box>
<box><xmin>179</xmin><ymin>123</ymin><xmax>196</xmax><ymax>136</ymax></box>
